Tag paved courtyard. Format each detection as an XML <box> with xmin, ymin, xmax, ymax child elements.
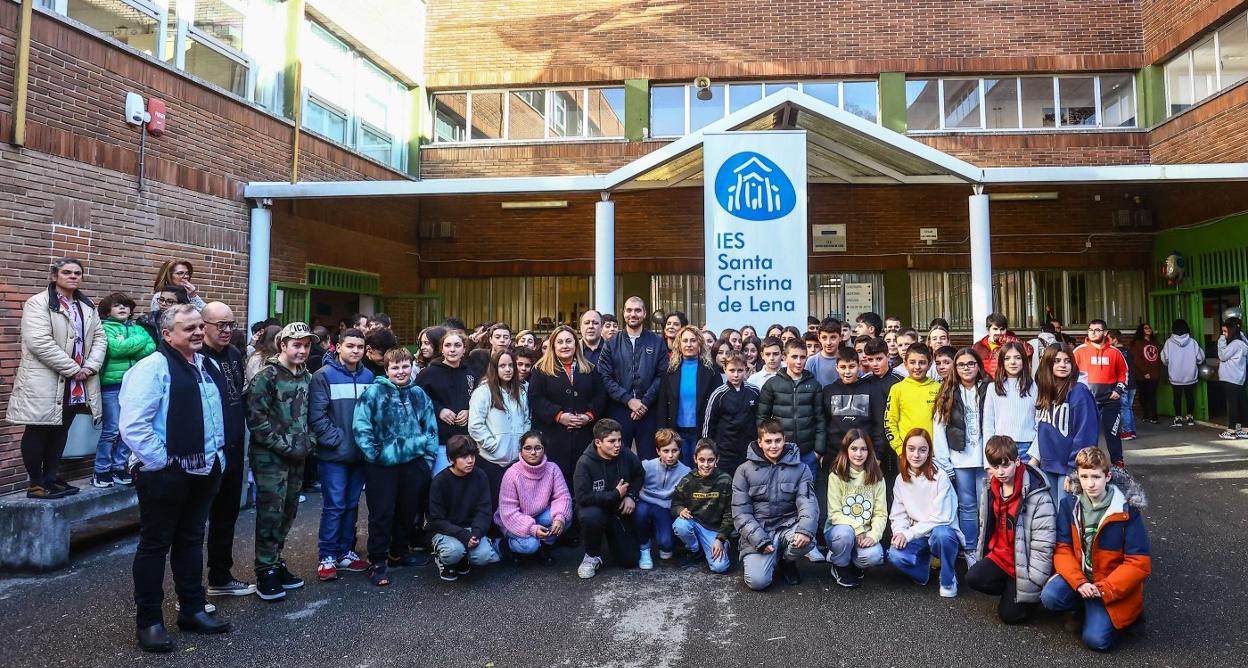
<box><xmin>1</xmin><ymin>423</ymin><xmax>1245</xmax><ymax>668</ymax></box>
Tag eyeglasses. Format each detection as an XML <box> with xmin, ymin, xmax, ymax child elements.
<box><xmin>955</xmin><ymin>362</ymin><xmax>979</xmax><ymax>369</ymax></box>
<box><xmin>521</xmin><ymin>445</ymin><xmax>544</xmax><ymax>453</ymax></box>
<box><xmin>157</xmin><ymin>298</ymin><xmax>180</xmax><ymax>306</ymax></box>
<box><xmin>206</xmin><ymin>320</ymin><xmax>237</xmax><ymax>331</ymax></box>
<box><xmin>1088</xmin><ymin>328</ymin><xmax>1105</xmax><ymax>333</ymax></box>
<box><xmin>172</xmin><ymin>270</ymin><xmax>191</xmax><ymax>277</ymax></box>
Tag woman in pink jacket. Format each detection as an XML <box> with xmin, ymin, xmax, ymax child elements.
<box><xmin>494</xmin><ymin>430</ymin><xmax>572</xmax><ymax>564</ymax></box>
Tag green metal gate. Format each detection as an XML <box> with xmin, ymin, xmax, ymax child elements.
<box><xmin>270</xmin><ymin>283</ymin><xmax>311</xmax><ymax>326</ymax></box>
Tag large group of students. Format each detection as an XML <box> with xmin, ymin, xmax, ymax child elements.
<box><xmin>23</xmin><ymin>258</ymin><xmax>1248</xmax><ymax>654</ymax></box>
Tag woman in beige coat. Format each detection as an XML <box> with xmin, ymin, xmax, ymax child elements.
<box><xmin>7</xmin><ymin>258</ymin><xmax>106</xmax><ymax>499</ymax></box>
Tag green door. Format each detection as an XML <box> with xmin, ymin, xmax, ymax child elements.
<box><xmin>270</xmin><ymin>283</ymin><xmax>311</xmax><ymax>326</ymax></box>
<box><xmin>379</xmin><ymin>294</ymin><xmax>444</xmax><ymax>349</ymax></box>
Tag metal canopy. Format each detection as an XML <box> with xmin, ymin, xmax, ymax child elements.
<box><xmin>244</xmin><ymin>87</ymin><xmax>1248</xmax><ymax>200</ymax></box>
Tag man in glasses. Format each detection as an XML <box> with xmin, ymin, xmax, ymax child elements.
<box><xmin>199</xmin><ymin>302</ymin><xmax>256</xmax><ymax>598</ymax></box>
<box><xmin>1073</xmin><ymin>319</ymin><xmax>1130</xmax><ymax>469</ymax></box>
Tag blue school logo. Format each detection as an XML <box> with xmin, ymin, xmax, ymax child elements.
<box><xmin>713</xmin><ymin>151</ymin><xmax>796</xmax><ymax>221</ymax></box>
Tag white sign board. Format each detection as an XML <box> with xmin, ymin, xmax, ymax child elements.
<box><xmin>704</xmin><ymin>131</ymin><xmax>808</xmax><ymax>334</ymax></box>
<box><xmin>844</xmin><ymin>282</ymin><xmax>874</xmax><ymax>321</ymax></box>
<box><xmin>811</xmin><ymin>223</ymin><xmax>846</xmax><ymax>252</ymax></box>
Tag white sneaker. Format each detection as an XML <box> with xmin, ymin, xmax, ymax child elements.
<box><xmin>174</xmin><ymin>601</ymin><xmax>217</xmax><ymax>613</ymax></box>
<box><xmin>638</xmin><ymin>549</ymin><xmax>654</xmax><ymax>570</ymax></box>
<box><xmin>805</xmin><ymin>547</ymin><xmax>825</xmax><ymax>563</ymax></box>
<box><xmin>658</xmin><ymin>550</ymin><xmax>674</xmax><ymax>560</ymax></box>
<box><xmin>939</xmin><ymin>581</ymin><xmax>959</xmax><ymax>598</ymax></box>
<box><xmin>1220</xmin><ymin>429</ymin><xmax>1238</xmax><ymax>440</ymax></box>
<box><xmin>577</xmin><ymin>554</ymin><xmax>602</xmax><ymax>579</ymax></box>
<box><xmin>963</xmin><ymin>552</ymin><xmax>979</xmax><ymax>569</ymax></box>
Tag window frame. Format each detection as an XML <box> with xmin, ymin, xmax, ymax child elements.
<box><xmin>1164</xmin><ymin>10</ymin><xmax>1248</xmax><ymax>118</ymax></box>
<box><xmin>907</xmin><ymin>74</ymin><xmax>1136</xmax><ymax>133</ymax></box>
<box><xmin>171</xmin><ymin>0</ymin><xmax>257</xmax><ymax>99</ymax></box>
<box><xmin>430</xmin><ymin>85</ymin><xmax>627</xmax><ymax>145</ymax></box>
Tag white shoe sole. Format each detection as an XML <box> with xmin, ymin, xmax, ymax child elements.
<box><xmin>255</xmin><ymin>590</ymin><xmax>286</xmax><ymax>601</ymax></box>
<box><xmin>206</xmin><ymin>586</ymin><xmax>256</xmax><ymax>597</ymax></box>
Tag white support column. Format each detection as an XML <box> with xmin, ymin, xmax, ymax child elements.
<box><xmin>594</xmin><ymin>194</ymin><xmax>615</xmax><ymax>314</ymax></box>
<box><xmin>969</xmin><ymin>185</ymin><xmax>992</xmax><ymax>341</ymax></box>
<box><xmin>248</xmin><ymin>200</ymin><xmax>272</xmax><ymax>329</ymax></box>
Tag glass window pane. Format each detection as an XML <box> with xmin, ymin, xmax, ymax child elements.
<box><xmin>1020</xmin><ymin>77</ymin><xmax>1056</xmax><ymax>128</ymax></box>
<box><xmin>689</xmin><ymin>84</ymin><xmax>725</xmax><ymax>131</ymax></box>
<box><xmin>943</xmin><ymin>79</ymin><xmax>982</xmax><ymax>129</ymax></box>
<box><xmin>68</xmin><ymin>0</ymin><xmax>160</xmax><ymax>56</ymax></box>
<box><xmin>1193</xmin><ymin>37</ymin><xmax>1218</xmax><ymax>100</ymax></box>
<box><xmin>1165</xmin><ymin>55</ymin><xmax>1194</xmax><ymax>115</ymax></box>
<box><xmin>587</xmin><ymin>87</ymin><xmax>626</xmax><ymax>137</ymax></box>
<box><xmin>1067</xmin><ymin>271</ymin><xmax>1106</xmax><ymax>326</ymax></box>
<box><xmin>358</xmin><ymin>62</ymin><xmax>395</xmax><ymax>130</ymax></box>
<box><xmin>984</xmin><ymin>78</ymin><xmax>1019</xmax><ymax>129</ymax></box>
<box><xmin>765</xmin><ymin>82</ymin><xmax>798</xmax><ymax>96</ymax></box>
<box><xmin>728</xmin><ymin>83</ymin><xmax>762</xmax><ymax>112</ymax></box>
<box><xmin>508</xmin><ymin>90</ymin><xmax>546</xmax><ymax>140</ymax></box>
<box><xmin>1099</xmin><ymin>74</ymin><xmax>1136</xmax><ymax>128</ymax></box>
<box><xmin>905</xmin><ymin>80</ymin><xmax>939</xmax><ymax>131</ymax></box>
<box><xmin>184</xmin><ymin>36</ymin><xmax>247</xmax><ymax>96</ymax></box>
<box><xmin>649</xmin><ymin>85</ymin><xmax>685</xmax><ymax>137</ymax></box>
<box><xmin>1104</xmin><ymin>270</ymin><xmax>1146</xmax><ymax>329</ymax></box>
<box><xmin>549</xmin><ymin>89</ymin><xmax>585</xmax><ymax>137</ymax></box>
<box><xmin>433</xmin><ymin>93</ymin><xmax>466</xmax><ymax>142</ymax></box>
<box><xmin>1219</xmin><ymin>18</ymin><xmax>1248</xmax><ymax>90</ymax></box>
<box><xmin>802</xmin><ymin>82</ymin><xmax>840</xmax><ymax>106</ymax></box>
<box><xmin>193</xmin><ymin>0</ymin><xmax>246</xmax><ymax>51</ymax></box>
<box><xmin>470</xmin><ymin>92</ymin><xmax>503</xmax><ymax>140</ymax></box>
<box><xmin>842</xmin><ymin>81</ymin><xmax>878</xmax><ymax>122</ymax></box>
<box><xmin>304</xmin><ymin>98</ymin><xmax>347</xmax><ymax>143</ymax></box>
<box><xmin>1058</xmin><ymin>77</ymin><xmax>1096</xmax><ymax>126</ymax></box>
<box><xmin>305</xmin><ymin>23</ymin><xmax>353</xmax><ymax>108</ymax></box>
<box><xmin>359</xmin><ymin>125</ymin><xmax>392</xmax><ymax>164</ymax></box>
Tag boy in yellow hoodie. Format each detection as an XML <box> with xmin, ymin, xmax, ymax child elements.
<box><xmin>886</xmin><ymin>343</ymin><xmax>940</xmax><ymax>457</ymax></box>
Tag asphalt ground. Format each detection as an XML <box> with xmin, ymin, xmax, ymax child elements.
<box><xmin>1</xmin><ymin>422</ymin><xmax>1245</xmax><ymax>668</ymax></box>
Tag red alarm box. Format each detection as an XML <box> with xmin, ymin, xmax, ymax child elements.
<box><xmin>146</xmin><ymin>98</ymin><xmax>167</xmax><ymax>136</ymax></box>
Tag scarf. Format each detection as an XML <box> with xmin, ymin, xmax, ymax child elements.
<box><xmin>159</xmin><ymin>342</ymin><xmax>225</xmax><ymax>471</ymax></box>
<box><xmin>56</xmin><ymin>292</ymin><xmax>86</xmax><ymax>405</ymax></box>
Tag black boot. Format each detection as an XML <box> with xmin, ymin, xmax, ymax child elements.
<box><xmin>679</xmin><ymin>549</ymin><xmax>704</xmax><ymax>569</ymax></box>
<box><xmin>779</xmin><ymin>559</ymin><xmax>801</xmax><ymax>585</ymax></box>
<box><xmin>177</xmin><ymin>610</ymin><xmax>232</xmax><ymax>634</ymax></box>
<box><xmin>136</xmin><ymin>623</ymin><xmax>174</xmax><ymax>653</ymax></box>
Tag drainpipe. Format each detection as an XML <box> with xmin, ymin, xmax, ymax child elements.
<box><xmin>11</xmin><ymin>0</ymin><xmax>33</xmax><ymax>146</ymax></box>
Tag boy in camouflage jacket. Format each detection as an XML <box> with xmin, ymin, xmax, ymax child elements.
<box><xmin>247</xmin><ymin>322</ymin><xmax>317</xmax><ymax>600</ymax></box>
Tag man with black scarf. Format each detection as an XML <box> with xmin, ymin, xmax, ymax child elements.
<box><xmin>120</xmin><ymin>304</ymin><xmax>232</xmax><ymax>653</ymax></box>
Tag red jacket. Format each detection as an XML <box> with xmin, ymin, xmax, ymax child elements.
<box><xmin>973</xmin><ymin>332</ymin><xmax>1032</xmax><ymax>377</ymax></box>
<box><xmin>1073</xmin><ymin>338</ymin><xmax>1128</xmax><ymax>404</ymax></box>
<box><xmin>1053</xmin><ymin>487</ymin><xmax>1151</xmax><ymax>630</ymax></box>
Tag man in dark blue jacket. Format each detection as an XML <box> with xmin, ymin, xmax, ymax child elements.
<box><xmin>597</xmin><ymin>296</ymin><xmax>669</xmax><ymax>460</ymax></box>
<box><xmin>308</xmin><ymin>328</ymin><xmax>374</xmax><ymax>581</ymax></box>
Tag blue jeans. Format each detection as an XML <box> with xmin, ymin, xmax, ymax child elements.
<box><xmin>953</xmin><ymin>466</ymin><xmax>986</xmax><ymax>550</ymax></box>
<box><xmin>887</xmin><ymin>525</ymin><xmax>961</xmax><ymax>588</ymax></box>
<box><xmin>823</xmin><ymin>524</ymin><xmax>884</xmax><ymax>568</ymax></box>
<box><xmin>675</xmin><ymin>427</ymin><xmax>699</xmax><ymax>468</ymax></box>
<box><xmin>672</xmin><ymin>517</ymin><xmax>731</xmax><ymax>573</ymax></box>
<box><xmin>1041</xmin><ymin>576</ymin><xmax>1119</xmax><ymax>652</ymax></box>
<box><xmin>431</xmin><ymin>533</ymin><xmax>501</xmax><ymax>567</ymax></box>
<box><xmin>1120</xmin><ymin>388</ymin><xmax>1137</xmax><ymax>434</ymax></box>
<box><xmin>93</xmin><ymin>386</ymin><xmax>128</xmax><ymax>474</ymax></box>
<box><xmin>741</xmin><ymin>527</ymin><xmax>814</xmax><ymax>591</ymax></box>
<box><xmin>506</xmin><ymin>509</ymin><xmax>558</xmax><ymax>554</ymax></box>
<box><xmin>634</xmin><ymin>499</ymin><xmax>675</xmax><ymax>553</ymax></box>
<box><xmin>317</xmin><ymin>460</ymin><xmax>366</xmax><ymax>561</ymax></box>
<box><xmin>1044</xmin><ymin>470</ymin><xmax>1073</xmax><ymax>511</ymax></box>
<box><xmin>433</xmin><ymin>444</ymin><xmax>451</xmax><ymax>475</ymax></box>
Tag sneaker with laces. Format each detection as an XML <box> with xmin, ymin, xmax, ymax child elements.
<box><xmin>1237</xmin><ymin>428</ymin><xmax>1248</xmax><ymax>439</ymax></box>
<box><xmin>276</xmin><ymin>562</ymin><xmax>304</xmax><ymax>590</ymax></box>
<box><xmin>91</xmin><ymin>471</ymin><xmax>114</xmax><ymax>488</ymax></box>
<box><xmin>1171</xmin><ymin>417</ymin><xmax>1184</xmax><ymax>427</ymax></box>
<box><xmin>452</xmin><ymin>559</ymin><xmax>472</xmax><ymax>576</ymax></box>
<box><xmin>174</xmin><ymin>601</ymin><xmax>216</xmax><ymax>613</ymax></box>
<box><xmin>1220</xmin><ymin>429</ymin><xmax>1239</xmax><ymax>440</ymax></box>
<box><xmin>939</xmin><ymin>580</ymin><xmax>959</xmax><ymax>598</ymax></box>
<box><xmin>577</xmin><ymin>554</ymin><xmax>602</xmax><ymax>579</ymax></box>
<box><xmin>638</xmin><ymin>549</ymin><xmax>654</xmax><ymax>570</ymax></box>
<box><xmin>336</xmin><ymin>551</ymin><xmax>369</xmax><ymax>572</ymax></box>
<box><xmin>1186</xmin><ymin>415</ymin><xmax>1196</xmax><ymax>426</ymax></box>
<box><xmin>112</xmin><ymin>469</ymin><xmax>133</xmax><ymax>485</ymax></box>
<box><xmin>1120</xmin><ymin>431</ymin><xmax>1136</xmax><ymax>441</ymax></box>
<box><xmin>679</xmin><ymin>550</ymin><xmax>704</xmax><ymax>569</ymax></box>
<box><xmin>255</xmin><ymin>567</ymin><xmax>285</xmax><ymax>601</ymax></box>
<box><xmin>317</xmin><ymin>557</ymin><xmax>339</xmax><ymax>582</ymax></box>
<box><xmin>963</xmin><ymin>551</ymin><xmax>979</xmax><ymax>569</ymax></box>
<box><xmin>207</xmin><ymin>579</ymin><xmax>257</xmax><ymax>596</ymax></box>
<box><xmin>829</xmin><ymin>562</ymin><xmax>859</xmax><ymax>588</ymax></box>
<box><xmin>1113</xmin><ymin>459</ymin><xmax>1127</xmax><ymax>471</ymax></box>
<box><xmin>368</xmin><ymin>562</ymin><xmax>390</xmax><ymax>586</ymax></box>
<box><xmin>434</xmin><ymin>556</ymin><xmax>458</xmax><ymax>581</ymax></box>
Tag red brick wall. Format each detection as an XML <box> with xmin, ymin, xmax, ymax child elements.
<box><xmin>425</xmin><ymin>1</ymin><xmax>1145</xmax><ymax>88</ymax></box>
<box><xmin>1143</xmin><ymin>0</ymin><xmax>1248</xmax><ymax>61</ymax></box>
<box><xmin>1151</xmin><ymin>82</ymin><xmax>1248</xmax><ymax>163</ymax></box>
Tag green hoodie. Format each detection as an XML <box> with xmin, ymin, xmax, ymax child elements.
<box><xmin>671</xmin><ymin>468</ymin><xmax>734</xmax><ymax>540</ymax></box>
<box><xmin>246</xmin><ymin>356</ymin><xmax>312</xmax><ymax>459</ymax></box>
<box><xmin>352</xmin><ymin>376</ymin><xmax>439</xmax><ymax>468</ymax></box>
<box><xmin>99</xmin><ymin>318</ymin><xmax>156</xmax><ymax>387</ymax></box>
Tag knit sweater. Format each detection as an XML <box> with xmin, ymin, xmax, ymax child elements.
<box><xmin>982</xmin><ymin>377</ymin><xmax>1038</xmax><ymax>443</ymax></box>
<box><xmin>825</xmin><ymin>466</ymin><xmax>887</xmax><ymax>542</ymax></box>
<box><xmin>889</xmin><ymin>470</ymin><xmax>963</xmax><ymax>545</ymax></box>
<box><xmin>494</xmin><ymin>456</ymin><xmax>572</xmax><ymax>538</ymax></box>
<box><xmin>639</xmin><ymin>458</ymin><xmax>691</xmax><ymax>508</ymax></box>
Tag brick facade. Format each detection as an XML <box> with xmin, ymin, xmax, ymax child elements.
<box><xmin>1143</xmin><ymin>0</ymin><xmax>1248</xmax><ymax>61</ymax></box>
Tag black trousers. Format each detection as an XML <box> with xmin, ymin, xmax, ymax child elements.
<box><xmin>1173</xmin><ymin>384</ymin><xmax>1196</xmax><ymax>417</ymax></box>
<box><xmin>578</xmin><ymin>505</ymin><xmax>640</xmax><ymax>567</ymax></box>
<box><xmin>206</xmin><ymin>442</ymin><xmax>246</xmax><ymax>586</ymax></box>
<box><xmin>19</xmin><ymin>402</ymin><xmax>82</xmax><ymax>486</ymax></box>
<box><xmin>1137</xmin><ymin>379</ymin><xmax>1159</xmax><ymax>421</ymax></box>
<box><xmin>1225</xmin><ymin>381</ymin><xmax>1248</xmax><ymax>428</ymax></box>
<box><xmin>365</xmin><ymin>459</ymin><xmax>430</xmax><ymax>563</ymax></box>
<box><xmin>966</xmin><ymin>558</ymin><xmax>1033</xmax><ymax>624</ymax></box>
<box><xmin>133</xmin><ymin>461</ymin><xmax>222</xmax><ymax>628</ymax></box>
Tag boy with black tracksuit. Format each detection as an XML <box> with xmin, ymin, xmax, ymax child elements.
<box><xmin>1073</xmin><ymin>320</ymin><xmax>1129</xmax><ymax>468</ymax></box>
<box><xmin>573</xmin><ymin>419</ymin><xmax>645</xmax><ymax>579</ymax></box>
<box><xmin>702</xmin><ymin>352</ymin><xmax>760</xmax><ymax>477</ymax></box>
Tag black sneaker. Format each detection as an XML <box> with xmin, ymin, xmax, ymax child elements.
<box><xmin>255</xmin><ymin>567</ymin><xmax>286</xmax><ymax>601</ymax></box>
<box><xmin>535</xmin><ymin>546</ymin><xmax>555</xmax><ymax>566</ymax></box>
<box><xmin>91</xmin><ymin>471</ymin><xmax>114</xmax><ymax>488</ymax></box>
<box><xmin>1171</xmin><ymin>417</ymin><xmax>1184</xmax><ymax>427</ymax></box>
<box><xmin>847</xmin><ymin>563</ymin><xmax>865</xmax><ymax>581</ymax></box>
<box><xmin>207</xmin><ymin>578</ymin><xmax>257</xmax><ymax>597</ymax></box>
<box><xmin>434</xmin><ymin>557</ymin><xmax>458</xmax><ymax>581</ymax></box>
<box><xmin>679</xmin><ymin>550</ymin><xmax>704</xmax><ymax>569</ymax></box>
<box><xmin>1185</xmin><ymin>415</ymin><xmax>1196</xmax><ymax>426</ymax></box>
<box><xmin>112</xmin><ymin>469</ymin><xmax>133</xmax><ymax>485</ymax></box>
<box><xmin>779</xmin><ymin>559</ymin><xmax>801</xmax><ymax>585</ymax></box>
<box><xmin>829</xmin><ymin>562</ymin><xmax>860</xmax><ymax>588</ymax></box>
<box><xmin>276</xmin><ymin>562</ymin><xmax>304</xmax><ymax>590</ymax></box>
<box><xmin>452</xmin><ymin>558</ymin><xmax>472</xmax><ymax>576</ymax></box>
<box><xmin>49</xmin><ymin>479</ymin><xmax>80</xmax><ymax>495</ymax></box>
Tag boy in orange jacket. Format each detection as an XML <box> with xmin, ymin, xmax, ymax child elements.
<box><xmin>1041</xmin><ymin>447</ymin><xmax>1150</xmax><ymax>652</ymax></box>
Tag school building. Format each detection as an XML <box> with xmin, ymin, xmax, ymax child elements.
<box><xmin>2</xmin><ymin>0</ymin><xmax>1248</xmax><ymax>490</ymax></box>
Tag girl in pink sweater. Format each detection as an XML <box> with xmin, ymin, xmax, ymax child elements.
<box><xmin>495</xmin><ymin>431</ymin><xmax>572</xmax><ymax>564</ymax></box>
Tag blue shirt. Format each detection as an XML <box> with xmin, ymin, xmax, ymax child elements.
<box><xmin>120</xmin><ymin>352</ymin><xmax>226</xmax><ymax>475</ymax></box>
<box><xmin>676</xmin><ymin>358</ymin><xmax>699</xmax><ymax>428</ymax></box>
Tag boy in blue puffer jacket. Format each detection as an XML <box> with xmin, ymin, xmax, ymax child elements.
<box><xmin>353</xmin><ymin>347</ymin><xmax>439</xmax><ymax>586</ymax></box>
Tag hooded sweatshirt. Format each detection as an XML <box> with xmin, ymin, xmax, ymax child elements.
<box><xmin>352</xmin><ymin>376</ymin><xmax>439</xmax><ymax>468</ymax></box>
<box><xmin>884</xmin><ymin>375</ymin><xmax>939</xmax><ymax>455</ymax></box>
<box><xmin>1035</xmin><ymin>382</ymin><xmax>1100</xmax><ymax>476</ymax></box>
<box><xmin>309</xmin><ymin>354</ymin><xmax>375</xmax><ymax>464</ymax></box>
<box><xmin>246</xmin><ymin>356</ymin><xmax>312</xmax><ymax>459</ymax></box>
<box><xmin>1217</xmin><ymin>335</ymin><xmax>1248</xmax><ymax>386</ymax></box>
<box><xmin>414</xmin><ymin>359</ymin><xmax>477</xmax><ymax>443</ymax></box>
<box><xmin>1129</xmin><ymin>337</ymin><xmax>1162</xmax><ymax>383</ymax></box>
<box><xmin>467</xmin><ymin>383</ymin><xmax>530</xmax><ymax>466</ymax></box>
<box><xmin>1073</xmin><ymin>338</ymin><xmax>1129</xmax><ymax>404</ymax></box>
<box><xmin>639</xmin><ymin>457</ymin><xmax>691</xmax><ymax>508</ymax></box>
<box><xmin>671</xmin><ymin>468</ymin><xmax>735</xmax><ymax>540</ymax></box>
<box><xmin>494</xmin><ymin>454</ymin><xmax>572</xmax><ymax>538</ymax></box>
<box><xmin>982</xmin><ymin>376</ymin><xmax>1038</xmax><ymax>443</ymax></box>
<box><xmin>1161</xmin><ymin>333</ymin><xmax>1205</xmax><ymax>386</ymax></box>
<box><xmin>573</xmin><ymin>444</ymin><xmax>645</xmax><ymax>510</ymax></box>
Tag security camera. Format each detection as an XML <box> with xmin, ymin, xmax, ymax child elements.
<box><xmin>694</xmin><ymin>76</ymin><xmax>712</xmax><ymax>101</ymax></box>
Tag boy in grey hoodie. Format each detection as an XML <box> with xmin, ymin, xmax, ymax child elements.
<box><xmin>1161</xmin><ymin>319</ymin><xmax>1204</xmax><ymax>426</ymax></box>
<box><xmin>634</xmin><ymin>429</ymin><xmax>691</xmax><ymax>570</ymax></box>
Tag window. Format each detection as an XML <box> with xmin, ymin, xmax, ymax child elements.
<box><xmin>1057</xmin><ymin>76</ymin><xmax>1096</xmax><ymax>126</ymax></box>
<box><xmin>508</xmin><ymin>90</ymin><xmax>546</xmax><ymax>140</ymax></box>
<box><xmin>688</xmin><ymin>84</ymin><xmax>725</xmax><ymax>131</ymax></box>
<box><xmin>192</xmin><ymin>0</ymin><xmax>244</xmax><ymax>51</ymax></box>
<box><xmin>183</xmin><ymin>33</ymin><xmax>247</xmax><ymax>96</ymax></box>
<box><xmin>432</xmin><ymin>86</ymin><xmax>625</xmax><ymax>143</ymax></box>
<box><xmin>942</xmin><ymin>79</ymin><xmax>982</xmax><ymax>129</ymax></box>
<box><xmin>1164</xmin><ymin>11</ymin><xmax>1248</xmax><ymax>116</ymax></box>
<box><xmin>803</xmin><ymin>82</ymin><xmax>839</xmax><ymax>106</ymax></box>
<box><xmin>65</xmin><ymin>0</ymin><xmax>162</xmax><ymax>56</ymax></box>
<box><xmin>905</xmin><ymin>80</ymin><xmax>940</xmax><ymax>131</ymax></box>
<box><xmin>587</xmin><ymin>88</ymin><xmax>626</xmax><ymax>138</ymax></box>
<box><xmin>810</xmin><ymin>273</ymin><xmax>885</xmax><ymax>322</ymax></box>
<box><xmin>1099</xmin><ymin>74</ymin><xmax>1136</xmax><ymax>128</ymax></box>
<box><xmin>433</xmin><ymin>93</ymin><xmax>466</xmax><ymax>143</ymax></box>
<box><xmin>424</xmin><ymin>276</ymin><xmax>594</xmax><ymax>334</ymax></box>
<box><xmin>304</xmin><ymin>97</ymin><xmax>348</xmax><ymax>144</ymax></box>
<box><xmin>1020</xmin><ymin>77</ymin><xmax>1056</xmax><ymax>128</ymax></box>
<box><xmin>765</xmin><ymin>82</ymin><xmax>798</xmax><ymax>96</ymax></box>
<box><xmin>470</xmin><ymin>92</ymin><xmax>504</xmax><ymax>141</ymax></box>
<box><xmin>649</xmin><ymin>85</ymin><xmax>686</xmax><ymax>137</ymax></box>
<box><xmin>984</xmin><ymin>78</ymin><xmax>1019</xmax><ymax>129</ymax></box>
<box><xmin>651</xmin><ymin>275</ymin><xmax>706</xmax><ymax>327</ymax></box>
<box><xmin>550</xmin><ymin>89</ymin><xmax>585</xmax><ymax>137</ymax></box>
<box><xmin>728</xmin><ymin>83</ymin><xmax>763</xmax><ymax>112</ymax></box>
<box><xmin>909</xmin><ymin>74</ymin><xmax>1132</xmax><ymax>132</ymax></box>
<box><xmin>842</xmin><ymin>81</ymin><xmax>878</xmax><ymax>122</ymax></box>
<box><xmin>359</xmin><ymin>125</ymin><xmax>393</xmax><ymax>164</ymax></box>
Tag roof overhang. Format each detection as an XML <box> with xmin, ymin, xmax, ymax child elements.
<box><xmin>245</xmin><ymin>88</ymin><xmax>1248</xmax><ymax>200</ymax></box>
